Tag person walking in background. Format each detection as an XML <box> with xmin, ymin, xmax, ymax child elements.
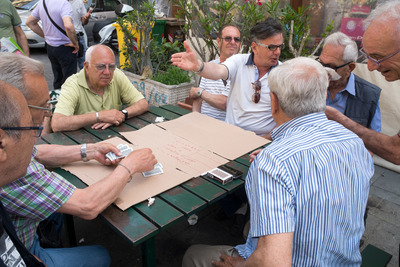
<box><xmin>0</xmin><ymin>0</ymin><xmax>30</xmax><ymax>56</ymax></box>
<box><xmin>68</xmin><ymin>0</ymin><xmax>91</xmax><ymax>69</ymax></box>
<box><xmin>26</xmin><ymin>0</ymin><xmax>79</xmax><ymax>90</ymax></box>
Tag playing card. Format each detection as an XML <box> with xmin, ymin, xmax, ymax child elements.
<box><xmin>142</xmin><ymin>163</ymin><xmax>163</xmax><ymax>177</ymax></box>
<box><xmin>106</xmin><ymin>144</ymin><xmax>133</xmax><ymax>161</ymax></box>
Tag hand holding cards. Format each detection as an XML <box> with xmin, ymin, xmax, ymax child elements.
<box><xmin>106</xmin><ymin>144</ymin><xmax>133</xmax><ymax>161</ymax></box>
<box><xmin>142</xmin><ymin>163</ymin><xmax>163</xmax><ymax>177</ymax></box>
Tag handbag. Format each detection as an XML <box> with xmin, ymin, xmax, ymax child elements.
<box><xmin>43</xmin><ymin>0</ymin><xmax>82</xmax><ymax>57</ymax></box>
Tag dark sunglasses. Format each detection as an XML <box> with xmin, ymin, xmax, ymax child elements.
<box><xmin>252</xmin><ymin>80</ymin><xmax>261</xmax><ymax>104</ymax></box>
<box><xmin>315</xmin><ymin>57</ymin><xmax>352</xmax><ymax>71</ymax></box>
<box><xmin>221</xmin><ymin>36</ymin><xmax>241</xmax><ymax>43</ymax></box>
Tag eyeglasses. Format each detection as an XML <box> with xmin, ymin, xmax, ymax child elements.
<box><xmin>1</xmin><ymin>125</ymin><xmax>43</xmax><ymax>137</ymax></box>
<box><xmin>221</xmin><ymin>36</ymin><xmax>241</xmax><ymax>43</ymax></box>
<box><xmin>28</xmin><ymin>101</ymin><xmax>54</xmax><ymax>116</ymax></box>
<box><xmin>315</xmin><ymin>57</ymin><xmax>352</xmax><ymax>72</ymax></box>
<box><xmin>359</xmin><ymin>47</ymin><xmax>400</xmax><ymax>68</ymax></box>
<box><xmin>252</xmin><ymin>80</ymin><xmax>261</xmax><ymax>104</ymax></box>
<box><xmin>256</xmin><ymin>42</ymin><xmax>284</xmax><ymax>52</ymax></box>
<box><xmin>93</xmin><ymin>63</ymin><xmax>116</xmax><ymax>72</ymax></box>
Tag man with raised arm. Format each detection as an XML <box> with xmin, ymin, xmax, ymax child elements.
<box><xmin>172</xmin><ymin>19</ymin><xmax>283</xmax><ymax>137</ymax></box>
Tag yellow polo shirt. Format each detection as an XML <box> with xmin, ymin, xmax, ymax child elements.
<box><xmin>54</xmin><ymin>68</ymin><xmax>144</xmax><ymax>116</ymax></box>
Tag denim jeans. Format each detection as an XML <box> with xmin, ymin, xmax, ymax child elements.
<box><xmin>46</xmin><ymin>44</ymin><xmax>77</xmax><ymax>89</ymax></box>
<box><xmin>30</xmin><ymin>214</ymin><xmax>111</xmax><ymax>267</ymax></box>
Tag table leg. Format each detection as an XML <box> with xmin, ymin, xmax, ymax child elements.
<box><xmin>141</xmin><ymin>237</ymin><xmax>156</xmax><ymax>267</ymax></box>
<box><xmin>62</xmin><ymin>214</ymin><xmax>77</xmax><ymax>247</ymax></box>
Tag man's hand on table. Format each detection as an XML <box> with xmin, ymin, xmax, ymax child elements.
<box><xmin>91</xmin><ymin>122</ymin><xmax>114</xmax><ymax>130</ymax></box>
<box><xmin>122</xmin><ymin>148</ymin><xmax>157</xmax><ymax>174</ymax></box>
<box><xmin>212</xmin><ymin>254</ymin><xmax>245</xmax><ymax>267</ymax></box>
<box><xmin>96</xmin><ymin>109</ymin><xmax>126</xmax><ymax>127</ymax></box>
<box><xmin>249</xmin><ymin>149</ymin><xmax>262</xmax><ymax>163</ymax></box>
<box><xmin>88</xmin><ymin>143</ymin><xmax>122</xmax><ymax>165</ymax></box>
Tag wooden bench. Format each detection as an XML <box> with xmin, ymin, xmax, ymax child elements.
<box><xmin>361</xmin><ymin>244</ymin><xmax>392</xmax><ymax>267</ymax></box>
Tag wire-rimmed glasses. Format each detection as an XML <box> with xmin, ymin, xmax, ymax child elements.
<box><xmin>359</xmin><ymin>47</ymin><xmax>400</xmax><ymax>68</ymax></box>
<box><xmin>1</xmin><ymin>125</ymin><xmax>44</xmax><ymax>137</ymax></box>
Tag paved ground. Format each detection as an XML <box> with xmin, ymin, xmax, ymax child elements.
<box><xmin>31</xmin><ymin>47</ymin><xmax>399</xmax><ymax>266</ymax></box>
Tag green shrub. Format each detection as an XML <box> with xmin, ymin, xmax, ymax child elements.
<box><xmin>152</xmin><ymin>65</ymin><xmax>191</xmax><ymax>85</ymax></box>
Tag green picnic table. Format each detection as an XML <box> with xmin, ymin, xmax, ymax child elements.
<box><xmin>38</xmin><ymin>105</ymin><xmax>256</xmax><ymax>267</ymax></box>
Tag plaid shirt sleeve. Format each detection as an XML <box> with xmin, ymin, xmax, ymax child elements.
<box><xmin>0</xmin><ymin>147</ymin><xmax>76</xmax><ymax>249</ymax></box>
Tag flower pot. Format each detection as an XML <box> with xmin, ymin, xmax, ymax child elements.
<box><xmin>122</xmin><ymin>70</ymin><xmax>195</xmax><ymax>106</ymax></box>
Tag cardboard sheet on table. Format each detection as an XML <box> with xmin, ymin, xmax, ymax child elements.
<box><xmin>62</xmin><ymin>131</ymin><xmax>228</xmax><ymax>211</ymax></box>
<box><xmin>156</xmin><ymin>112</ymin><xmax>270</xmax><ymax>160</ymax></box>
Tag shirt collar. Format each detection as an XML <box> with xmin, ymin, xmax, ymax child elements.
<box><xmin>245</xmin><ymin>53</ymin><xmax>255</xmax><ymax>66</ymax></box>
<box><xmin>271</xmin><ymin>113</ymin><xmax>327</xmax><ymax>140</ymax></box>
<box><xmin>78</xmin><ymin>68</ymin><xmax>114</xmax><ymax>93</ymax></box>
<box><xmin>343</xmin><ymin>72</ymin><xmax>355</xmax><ymax>96</ymax></box>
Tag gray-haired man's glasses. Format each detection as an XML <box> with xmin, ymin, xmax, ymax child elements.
<box><xmin>1</xmin><ymin>125</ymin><xmax>43</xmax><ymax>138</ymax></box>
<box><xmin>28</xmin><ymin>101</ymin><xmax>54</xmax><ymax>116</ymax></box>
<box><xmin>359</xmin><ymin>47</ymin><xmax>400</xmax><ymax>68</ymax></box>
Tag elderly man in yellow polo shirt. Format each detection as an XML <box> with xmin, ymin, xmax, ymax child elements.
<box><xmin>51</xmin><ymin>44</ymin><xmax>148</xmax><ymax>132</ymax></box>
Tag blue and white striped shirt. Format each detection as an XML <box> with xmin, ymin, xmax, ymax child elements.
<box><xmin>236</xmin><ymin>112</ymin><xmax>374</xmax><ymax>266</ymax></box>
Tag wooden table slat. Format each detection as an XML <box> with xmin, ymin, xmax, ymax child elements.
<box><xmin>41</xmin><ymin>132</ymin><xmax>77</xmax><ymax>146</ymax></box>
<box><xmin>101</xmin><ymin>205</ymin><xmax>159</xmax><ymax>246</ymax></box>
<box><xmin>181</xmin><ymin>177</ymin><xmax>227</xmax><ymax>203</ymax></box>
<box><xmin>134</xmin><ymin>198</ymin><xmax>184</xmax><ymax>229</ymax></box>
<box><xmin>148</xmin><ymin>106</ymin><xmax>181</xmax><ymax>120</ymax></box>
<box><xmin>62</xmin><ymin>129</ymin><xmax>102</xmax><ymax>144</ymax></box>
<box><xmin>124</xmin><ymin>117</ymin><xmax>151</xmax><ymax>130</ymax></box>
<box><xmin>83</xmin><ymin>126</ymin><xmax>121</xmax><ymax>141</ymax></box>
<box><xmin>159</xmin><ymin>105</ymin><xmax>191</xmax><ymax>116</ymax></box>
<box><xmin>203</xmin><ymin>175</ymin><xmax>244</xmax><ymax>191</ymax></box>
<box><xmin>224</xmin><ymin>161</ymin><xmax>250</xmax><ymax>181</ymax></box>
<box><xmin>109</xmin><ymin>123</ymin><xmax>137</xmax><ymax>133</ymax></box>
<box><xmin>137</xmin><ymin>112</ymin><xmax>159</xmax><ymax>123</ymax></box>
<box><xmin>159</xmin><ymin>186</ymin><xmax>206</xmax><ymax>215</ymax></box>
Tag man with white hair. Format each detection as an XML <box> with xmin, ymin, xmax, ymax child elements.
<box><xmin>319</xmin><ymin>32</ymin><xmax>381</xmax><ymax>132</ymax></box>
<box><xmin>182</xmin><ymin>57</ymin><xmax>374</xmax><ymax>266</ymax></box>
<box><xmin>52</xmin><ymin>44</ymin><xmax>148</xmax><ymax>132</ymax></box>
<box><xmin>325</xmin><ymin>1</ymin><xmax>400</xmax><ymax>164</ymax></box>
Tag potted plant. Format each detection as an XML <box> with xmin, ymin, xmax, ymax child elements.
<box><xmin>115</xmin><ymin>1</ymin><xmax>195</xmax><ymax>106</ymax></box>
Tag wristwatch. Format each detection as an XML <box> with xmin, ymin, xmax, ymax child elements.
<box><xmin>197</xmin><ymin>88</ymin><xmax>204</xmax><ymax>98</ymax></box>
<box><xmin>122</xmin><ymin>109</ymin><xmax>128</xmax><ymax>120</ymax></box>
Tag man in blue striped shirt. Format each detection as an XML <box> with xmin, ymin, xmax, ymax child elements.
<box><xmin>182</xmin><ymin>57</ymin><xmax>374</xmax><ymax>266</ymax></box>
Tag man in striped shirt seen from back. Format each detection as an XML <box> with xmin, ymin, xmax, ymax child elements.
<box><xmin>182</xmin><ymin>57</ymin><xmax>374</xmax><ymax>266</ymax></box>
<box><xmin>189</xmin><ymin>25</ymin><xmax>241</xmax><ymax>121</ymax></box>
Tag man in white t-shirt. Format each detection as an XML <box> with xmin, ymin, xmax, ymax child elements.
<box><xmin>68</xmin><ymin>0</ymin><xmax>91</xmax><ymax>69</ymax></box>
<box><xmin>172</xmin><ymin>18</ymin><xmax>283</xmax><ymax>137</ymax></box>
<box><xmin>189</xmin><ymin>25</ymin><xmax>241</xmax><ymax>121</ymax></box>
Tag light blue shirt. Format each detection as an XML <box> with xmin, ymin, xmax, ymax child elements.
<box><xmin>236</xmin><ymin>112</ymin><xmax>374</xmax><ymax>266</ymax></box>
<box><xmin>326</xmin><ymin>73</ymin><xmax>381</xmax><ymax>132</ymax></box>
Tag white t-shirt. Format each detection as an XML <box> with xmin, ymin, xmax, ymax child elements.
<box><xmin>68</xmin><ymin>0</ymin><xmax>86</xmax><ymax>33</ymax></box>
<box><xmin>200</xmin><ymin>58</ymin><xmax>230</xmax><ymax>121</ymax></box>
<box><xmin>222</xmin><ymin>53</ymin><xmax>277</xmax><ymax>136</ymax></box>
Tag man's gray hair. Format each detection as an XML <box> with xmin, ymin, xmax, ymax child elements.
<box><xmin>0</xmin><ymin>81</ymin><xmax>22</xmax><ymax>139</ymax></box>
<box><xmin>364</xmin><ymin>1</ymin><xmax>400</xmax><ymax>37</ymax></box>
<box><xmin>86</xmin><ymin>44</ymin><xmax>114</xmax><ymax>62</ymax></box>
<box><xmin>269</xmin><ymin>57</ymin><xmax>328</xmax><ymax>118</ymax></box>
<box><xmin>323</xmin><ymin>32</ymin><xmax>358</xmax><ymax>62</ymax></box>
<box><xmin>0</xmin><ymin>53</ymin><xmax>44</xmax><ymax>100</ymax></box>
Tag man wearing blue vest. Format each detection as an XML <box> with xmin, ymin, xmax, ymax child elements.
<box><xmin>319</xmin><ymin>32</ymin><xmax>381</xmax><ymax>132</ymax></box>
